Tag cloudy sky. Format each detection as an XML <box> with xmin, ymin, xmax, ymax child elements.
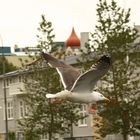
<box><xmin>0</xmin><ymin>0</ymin><xmax>140</xmax><ymax>47</ymax></box>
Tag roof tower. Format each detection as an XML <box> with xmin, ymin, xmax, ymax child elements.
<box><xmin>65</xmin><ymin>27</ymin><xmax>80</xmax><ymax>47</ymax></box>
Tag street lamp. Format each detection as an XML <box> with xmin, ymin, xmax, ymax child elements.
<box><xmin>0</xmin><ymin>35</ymin><xmax>9</xmax><ymax>140</ymax></box>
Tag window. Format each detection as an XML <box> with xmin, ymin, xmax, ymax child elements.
<box><xmin>6</xmin><ymin>79</ymin><xmax>9</xmax><ymax>87</ymax></box>
<box><xmin>9</xmin><ymin>78</ymin><xmax>12</xmax><ymax>84</ymax></box>
<box><xmin>19</xmin><ymin>101</ymin><xmax>24</xmax><ymax>118</ymax></box>
<box><xmin>78</xmin><ymin>104</ymin><xmax>87</xmax><ymax>126</ymax></box>
<box><xmin>18</xmin><ymin>76</ymin><xmax>23</xmax><ymax>82</ymax></box>
<box><xmin>19</xmin><ymin>101</ymin><xmax>29</xmax><ymax>118</ymax></box>
<box><xmin>7</xmin><ymin>101</ymin><xmax>14</xmax><ymax>119</ymax></box>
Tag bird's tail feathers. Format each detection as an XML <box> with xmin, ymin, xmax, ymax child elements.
<box><xmin>46</xmin><ymin>94</ymin><xmax>56</xmax><ymax>99</ymax></box>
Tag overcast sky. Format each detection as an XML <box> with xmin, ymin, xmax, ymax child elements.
<box><xmin>0</xmin><ymin>0</ymin><xmax>140</xmax><ymax>47</ymax></box>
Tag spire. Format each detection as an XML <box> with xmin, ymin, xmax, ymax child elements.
<box><xmin>65</xmin><ymin>27</ymin><xmax>80</xmax><ymax>48</ymax></box>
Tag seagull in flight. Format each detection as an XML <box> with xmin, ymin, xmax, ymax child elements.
<box><xmin>42</xmin><ymin>52</ymin><xmax>111</xmax><ymax>112</ymax></box>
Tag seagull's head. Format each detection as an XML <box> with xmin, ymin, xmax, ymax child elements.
<box><xmin>92</xmin><ymin>91</ymin><xmax>109</xmax><ymax>102</ymax></box>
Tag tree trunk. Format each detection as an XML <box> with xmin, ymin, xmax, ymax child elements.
<box><xmin>48</xmin><ymin>100</ymin><xmax>54</xmax><ymax>140</ymax></box>
<box><xmin>70</xmin><ymin>124</ymin><xmax>73</xmax><ymax>138</ymax></box>
<box><xmin>122</xmin><ymin>112</ymin><xmax>130</xmax><ymax>140</ymax></box>
<box><xmin>70</xmin><ymin>127</ymin><xmax>75</xmax><ymax>140</ymax></box>
<box><xmin>123</xmin><ymin>134</ymin><xmax>128</xmax><ymax>140</ymax></box>
<box><xmin>48</xmin><ymin>132</ymin><xmax>52</xmax><ymax>140</ymax></box>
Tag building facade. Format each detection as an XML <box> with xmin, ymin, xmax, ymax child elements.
<box><xmin>0</xmin><ymin>59</ymin><xmax>95</xmax><ymax>140</ymax></box>
<box><xmin>1</xmin><ymin>56</ymin><xmax>139</xmax><ymax>140</ymax></box>
<box><xmin>0</xmin><ymin>27</ymin><xmax>140</xmax><ymax>140</ymax></box>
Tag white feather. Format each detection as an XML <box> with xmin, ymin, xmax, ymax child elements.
<box><xmin>56</xmin><ymin>68</ymin><xmax>66</xmax><ymax>89</ymax></box>
<box><xmin>46</xmin><ymin>94</ymin><xmax>56</xmax><ymax>98</ymax></box>
<box><xmin>46</xmin><ymin>90</ymin><xmax>71</xmax><ymax>99</ymax></box>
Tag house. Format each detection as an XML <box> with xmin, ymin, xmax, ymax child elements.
<box><xmin>0</xmin><ymin>55</ymin><xmax>95</xmax><ymax>140</ymax></box>
<box><xmin>1</xmin><ymin>54</ymin><xmax>139</xmax><ymax>140</ymax></box>
<box><xmin>0</xmin><ymin>27</ymin><xmax>140</xmax><ymax>140</ymax></box>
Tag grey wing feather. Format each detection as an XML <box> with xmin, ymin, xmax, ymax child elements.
<box><xmin>42</xmin><ymin>52</ymin><xmax>81</xmax><ymax>90</ymax></box>
<box><xmin>71</xmin><ymin>55</ymin><xmax>111</xmax><ymax>93</ymax></box>
<box><xmin>42</xmin><ymin>52</ymin><xmax>69</xmax><ymax>68</ymax></box>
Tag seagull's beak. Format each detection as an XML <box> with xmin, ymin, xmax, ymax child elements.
<box><xmin>97</xmin><ymin>97</ymin><xmax>110</xmax><ymax>104</ymax></box>
<box><xmin>104</xmin><ymin>97</ymin><xmax>110</xmax><ymax>103</ymax></box>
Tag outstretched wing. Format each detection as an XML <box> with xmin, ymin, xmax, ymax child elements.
<box><xmin>71</xmin><ymin>55</ymin><xmax>111</xmax><ymax>93</ymax></box>
<box><xmin>42</xmin><ymin>52</ymin><xmax>81</xmax><ymax>90</ymax></box>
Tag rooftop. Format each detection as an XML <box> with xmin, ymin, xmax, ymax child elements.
<box><xmin>65</xmin><ymin>27</ymin><xmax>80</xmax><ymax>48</ymax></box>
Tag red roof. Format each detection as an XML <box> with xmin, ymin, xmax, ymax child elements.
<box><xmin>66</xmin><ymin>28</ymin><xmax>80</xmax><ymax>47</ymax></box>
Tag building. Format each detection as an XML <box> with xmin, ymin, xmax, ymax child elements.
<box><xmin>0</xmin><ymin>56</ymin><xmax>95</xmax><ymax>140</ymax></box>
<box><xmin>0</xmin><ymin>70</ymin><xmax>27</xmax><ymax>140</ymax></box>
<box><xmin>0</xmin><ymin>27</ymin><xmax>140</xmax><ymax>140</ymax></box>
<box><xmin>12</xmin><ymin>27</ymin><xmax>89</xmax><ymax>56</ymax></box>
<box><xmin>0</xmin><ymin>28</ymin><xmax>93</xmax><ymax>140</ymax></box>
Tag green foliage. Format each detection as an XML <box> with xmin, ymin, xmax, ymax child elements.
<box><xmin>0</xmin><ymin>56</ymin><xmax>17</xmax><ymax>75</ymax></box>
<box><xmin>19</xmin><ymin>15</ymin><xmax>85</xmax><ymax>140</ymax></box>
<box><xmin>37</xmin><ymin>15</ymin><xmax>55</xmax><ymax>52</ymax></box>
<box><xmin>8</xmin><ymin>131</ymin><xmax>16</xmax><ymax>140</ymax></box>
<box><xmin>24</xmin><ymin>132</ymin><xmax>40</xmax><ymax>140</ymax></box>
<box><xmin>81</xmin><ymin>0</ymin><xmax>140</xmax><ymax>139</ymax></box>
<box><xmin>90</xmin><ymin>0</ymin><xmax>138</xmax><ymax>53</ymax></box>
<box><xmin>19</xmin><ymin>66</ymin><xmax>82</xmax><ymax>139</ymax></box>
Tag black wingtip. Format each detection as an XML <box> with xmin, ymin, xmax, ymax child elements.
<box><xmin>99</xmin><ymin>55</ymin><xmax>111</xmax><ymax>64</ymax></box>
<box><xmin>41</xmin><ymin>51</ymin><xmax>45</xmax><ymax>56</ymax></box>
<box><xmin>41</xmin><ymin>52</ymin><xmax>50</xmax><ymax>58</ymax></box>
<box><xmin>41</xmin><ymin>52</ymin><xmax>50</xmax><ymax>63</ymax></box>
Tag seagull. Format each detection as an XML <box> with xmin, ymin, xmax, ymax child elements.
<box><xmin>42</xmin><ymin>52</ymin><xmax>111</xmax><ymax>112</ymax></box>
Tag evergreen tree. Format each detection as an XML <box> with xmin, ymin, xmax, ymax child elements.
<box><xmin>0</xmin><ymin>56</ymin><xmax>17</xmax><ymax>75</ymax></box>
<box><xmin>19</xmin><ymin>15</ymin><xmax>85</xmax><ymax>140</ymax></box>
<box><xmin>83</xmin><ymin>0</ymin><xmax>140</xmax><ymax>140</ymax></box>
<box><xmin>37</xmin><ymin>15</ymin><xmax>55</xmax><ymax>53</ymax></box>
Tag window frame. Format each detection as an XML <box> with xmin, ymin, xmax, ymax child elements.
<box><xmin>6</xmin><ymin>100</ymin><xmax>14</xmax><ymax>120</ymax></box>
<box><xmin>78</xmin><ymin>104</ymin><xmax>88</xmax><ymax>127</ymax></box>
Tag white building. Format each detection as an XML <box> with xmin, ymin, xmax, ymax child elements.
<box><xmin>0</xmin><ymin>27</ymin><xmax>140</xmax><ymax>140</ymax></box>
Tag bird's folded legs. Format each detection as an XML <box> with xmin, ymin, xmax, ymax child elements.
<box><xmin>88</xmin><ymin>104</ymin><xmax>96</xmax><ymax>113</ymax></box>
<box><xmin>49</xmin><ymin>98</ymin><xmax>66</xmax><ymax>104</ymax></box>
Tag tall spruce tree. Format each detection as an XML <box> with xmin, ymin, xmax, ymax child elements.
<box><xmin>83</xmin><ymin>0</ymin><xmax>140</xmax><ymax>140</ymax></box>
<box><xmin>19</xmin><ymin>15</ymin><xmax>84</xmax><ymax>140</ymax></box>
<box><xmin>0</xmin><ymin>56</ymin><xmax>17</xmax><ymax>75</ymax></box>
